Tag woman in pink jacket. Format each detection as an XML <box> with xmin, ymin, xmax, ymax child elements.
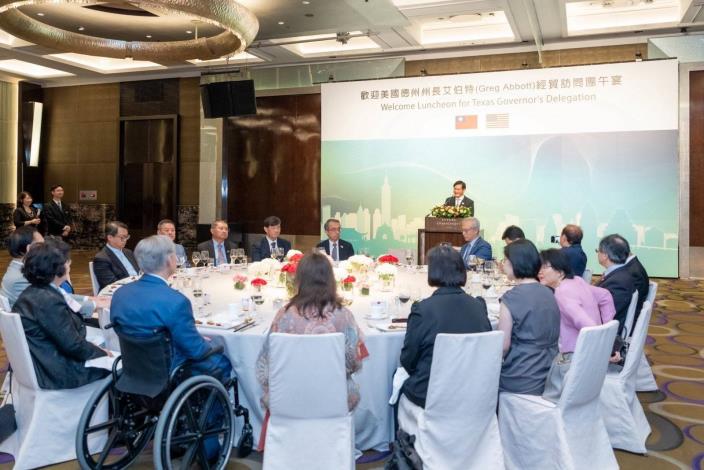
<box><xmin>538</xmin><ymin>248</ymin><xmax>616</xmax><ymax>401</ymax></box>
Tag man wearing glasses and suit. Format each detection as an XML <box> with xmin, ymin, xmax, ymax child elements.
<box><xmin>316</xmin><ymin>218</ymin><xmax>355</xmax><ymax>262</ymax></box>
<box><xmin>93</xmin><ymin>221</ymin><xmax>139</xmax><ymax>290</ymax></box>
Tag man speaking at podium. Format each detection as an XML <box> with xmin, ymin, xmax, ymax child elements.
<box><xmin>444</xmin><ymin>180</ymin><xmax>474</xmax><ymax>216</ymax></box>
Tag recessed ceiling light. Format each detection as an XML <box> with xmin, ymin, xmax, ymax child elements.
<box><xmin>78</xmin><ymin>26</ymin><xmax>85</xmax><ymax>31</ymax></box>
<box><xmin>278</xmin><ymin>21</ymin><xmax>285</xmax><ymax>25</ymax></box>
<box><xmin>37</xmin><ymin>12</ymin><xmax>44</xmax><ymax>16</ymax></box>
<box><xmin>146</xmin><ymin>34</ymin><xmax>152</xmax><ymax>38</ymax></box>
<box><xmin>186</xmin><ymin>30</ymin><xmax>192</xmax><ymax>34</ymax></box>
<box><xmin>302</xmin><ymin>0</ymin><xmax>310</xmax><ymax>4</ymax></box>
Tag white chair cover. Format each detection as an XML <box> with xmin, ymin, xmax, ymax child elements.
<box><xmin>621</xmin><ymin>290</ymin><xmax>639</xmax><ymax>338</ymax></box>
<box><xmin>263</xmin><ymin>333</ymin><xmax>354</xmax><ymax>470</ymax></box>
<box><xmin>581</xmin><ymin>268</ymin><xmax>592</xmax><ymax>283</ymax></box>
<box><xmin>499</xmin><ymin>321</ymin><xmax>619</xmax><ymax>470</ymax></box>
<box><xmin>600</xmin><ymin>301</ymin><xmax>653</xmax><ymax>453</ymax></box>
<box><xmin>636</xmin><ymin>282</ymin><xmax>658</xmax><ymax>392</ymax></box>
<box><xmin>89</xmin><ymin>261</ymin><xmax>100</xmax><ymax>296</ymax></box>
<box><xmin>0</xmin><ymin>311</ymin><xmax>107</xmax><ymax>469</ymax></box>
<box><xmin>397</xmin><ymin>331</ymin><xmax>504</xmax><ymax>470</ymax></box>
<box><xmin>0</xmin><ymin>295</ymin><xmax>10</xmax><ymax>312</ymax></box>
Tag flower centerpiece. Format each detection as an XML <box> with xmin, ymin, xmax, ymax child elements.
<box><xmin>285</xmin><ymin>250</ymin><xmax>303</xmax><ymax>261</ymax></box>
<box><xmin>281</xmin><ymin>262</ymin><xmax>297</xmax><ymax>298</ymax></box>
<box><xmin>233</xmin><ymin>273</ymin><xmax>247</xmax><ymax>290</ymax></box>
<box><xmin>375</xmin><ymin>262</ymin><xmax>398</xmax><ymax>292</ymax></box>
<box><xmin>377</xmin><ymin>254</ymin><xmax>399</xmax><ymax>264</ymax></box>
<box><xmin>250</xmin><ymin>277</ymin><xmax>267</xmax><ymax>292</ymax></box>
<box><xmin>346</xmin><ymin>254</ymin><xmax>374</xmax><ymax>275</ymax></box>
<box><xmin>430</xmin><ymin>205</ymin><xmax>471</xmax><ymax>219</ymax></box>
<box><xmin>341</xmin><ymin>275</ymin><xmax>356</xmax><ymax>292</ymax></box>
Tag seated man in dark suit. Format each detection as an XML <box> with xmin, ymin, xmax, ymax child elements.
<box><xmin>595</xmin><ymin>234</ymin><xmax>636</xmax><ymax>335</ymax></box>
<box><xmin>251</xmin><ymin>216</ymin><xmax>291</xmax><ymax>261</ymax></box>
<box><xmin>196</xmin><ymin>219</ymin><xmax>236</xmax><ymax>266</ymax></box>
<box><xmin>93</xmin><ymin>221</ymin><xmax>139</xmax><ymax>290</ymax></box>
<box><xmin>501</xmin><ymin>225</ymin><xmax>525</xmax><ymax>245</ymax></box>
<box><xmin>43</xmin><ymin>184</ymin><xmax>72</xmax><ymax>240</ymax></box>
<box><xmin>316</xmin><ymin>218</ymin><xmax>354</xmax><ymax>261</ymax></box>
<box><xmin>444</xmin><ymin>180</ymin><xmax>474</xmax><ymax>216</ymax></box>
<box><xmin>459</xmin><ymin>217</ymin><xmax>492</xmax><ymax>267</ymax></box>
<box><xmin>559</xmin><ymin>224</ymin><xmax>587</xmax><ymax>277</ymax></box>
<box><xmin>110</xmin><ymin>235</ymin><xmax>231</xmax><ymax>459</ymax></box>
<box><xmin>625</xmin><ymin>250</ymin><xmax>650</xmax><ymax>329</ymax></box>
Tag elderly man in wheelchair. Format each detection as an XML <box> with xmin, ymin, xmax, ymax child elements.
<box><xmin>75</xmin><ymin>235</ymin><xmax>252</xmax><ymax>469</ymax></box>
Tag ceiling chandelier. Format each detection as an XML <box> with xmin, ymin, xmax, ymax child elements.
<box><xmin>0</xmin><ymin>0</ymin><xmax>259</xmax><ymax>62</ymax></box>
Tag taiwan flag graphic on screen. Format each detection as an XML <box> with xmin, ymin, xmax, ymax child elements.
<box><xmin>455</xmin><ymin>115</ymin><xmax>478</xmax><ymax>129</ymax></box>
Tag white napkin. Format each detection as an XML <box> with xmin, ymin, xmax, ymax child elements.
<box><xmin>389</xmin><ymin>367</ymin><xmax>410</xmax><ymax>405</ymax></box>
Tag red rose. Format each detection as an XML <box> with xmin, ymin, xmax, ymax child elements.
<box><xmin>289</xmin><ymin>253</ymin><xmax>303</xmax><ymax>263</ymax></box>
<box><xmin>342</xmin><ymin>275</ymin><xmax>356</xmax><ymax>284</ymax></box>
<box><xmin>378</xmin><ymin>254</ymin><xmax>399</xmax><ymax>264</ymax></box>
<box><xmin>251</xmin><ymin>278</ymin><xmax>268</xmax><ymax>286</ymax></box>
<box><xmin>281</xmin><ymin>263</ymin><xmax>297</xmax><ymax>273</ymax></box>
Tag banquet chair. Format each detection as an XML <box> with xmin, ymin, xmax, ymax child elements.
<box><xmin>636</xmin><ymin>282</ymin><xmax>658</xmax><ymax>392</ymax></box>
<box><xmin>263</xmin><ymin>333</ymin><xmax>354</xmax><ymax>470</ymax></box>
<box><xmin>499</xmin><ymin>321</ymin><xmax>619</xmax><ymax>470</ymax></box>
<box><xmin>88</xmin><ymin>261</ymin><xmax>100</xmax><ymax>296</ymax></box>
<box><xmin>581</xmin><ymin>268</ymin><xmax>592</xmax><ymax>283</ymax></box>
<box><xmin>0</xmin><ymin>311</ymin><xmax>108</xmax><ymax>469</ymax></box>
<box><xmin>0</xmin><ymin>294</ymin><xmax>10</xmax><ymax>312</ymax></box>
<box><xmin>620</xmin><ymin>291</ymin><xmax>639</xmax><ymax>338</ymax></box>
<box><xmin>599</xmin><ymin>301</ymin><xmax>653</xmax><ymax>453</ymax></box>
<box><xmin>397</xmin><ymin>331</ymin><xmax>505</xmax><ymax>470</ymax></box>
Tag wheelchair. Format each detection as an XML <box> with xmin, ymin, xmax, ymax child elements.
<box><xmin>75</xmin><ymin>326</ymin><xmax>253</xmax><ymax>469</ymax></box>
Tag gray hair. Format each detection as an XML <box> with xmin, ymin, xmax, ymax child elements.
<box><xmin>462</xmin><ymin>217</ymin><xmax>480</xmax><ymax>231</ymax></box>
<box><xmin>134</xmin><ymin>235</ymin><xmax>175</xmax><ymax>274</ymax></box>
<box><xmin>598</xmin><ymin>234</ymin><xmax>630</xmax><ymax>264</ymax></box>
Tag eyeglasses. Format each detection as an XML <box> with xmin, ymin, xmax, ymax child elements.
<box><xmin>115</xmin><ymin>235</ymin><xmax>130</xmax><ymax>241</ymax></box>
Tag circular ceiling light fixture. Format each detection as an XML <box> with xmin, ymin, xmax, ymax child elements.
<box><xmin>0</xmin><ymin>0</ymin><xmax>259</xmax><ymax>62</ymax></box>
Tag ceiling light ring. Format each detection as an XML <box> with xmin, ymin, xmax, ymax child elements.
<box><xmin>0</xmin><ymin>0</ymin><xmax>259</xmax><ymax>62</ymax></box>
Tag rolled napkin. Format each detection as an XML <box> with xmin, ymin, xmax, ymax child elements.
<box><xmin>389</xmin><ymin>366</ymin><xmax>410</xmax><ymax>405</ymax></box>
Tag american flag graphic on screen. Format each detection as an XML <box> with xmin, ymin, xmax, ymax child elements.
<box><xmin>486</xmin><ymin>113</ymin><xmax>509</xmax><ymax>128</ymax></box>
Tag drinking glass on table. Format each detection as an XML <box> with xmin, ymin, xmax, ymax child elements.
<box><xmin>237</xmin><ymin>249</ymin><xmax>248</xmax><ymax>268</ymax></box>
<box><xmin>200</xmin><ymin>251</ymin><xmax>210</xmax><ymax>266</ymax></box>
<box><xmin>404</xmin><ymin>249</ymin><xmax>414</xmax><ymax>267</ymax></box>
<box><xmin>483</xmin><ymin>260</ymin><xmax>494</xmax><ymax>273</ymax></box>
<box><xmin>272</xmin><ymin>247</ymin><xmax>285</xmax><ymax>262</ymax></box>
<box><xmin>176</xmin><ymin>255</ymin><xmax>186</xmax><ymax>270</ymax></box>
<box><xmin>191</xmin><ymin>251</ymin><xmax>201</xmax><ymax>268</ymax></box>
<box><xmin>230</xmin><ymin>249</ymin><xmax>238</xmax><ymax>265</ymax></box>
<box><xmin>468</xmin><ymin>255</ymin><xmax>478</xmax><ymax>272</ymax></box>
<box><xmin>481</xmin><ymin>274</ymin><xmax>492</xmax><ymax>296</ymax></box>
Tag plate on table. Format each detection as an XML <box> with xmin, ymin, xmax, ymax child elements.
<box><xmin>364</xmin><ymin>313</ymin><xmax>389</xmax><ymax>321</ymax></box>
<box><xmin>369</xmin><ymin>322</ymin><xmax>406</xmax><ymax>332</ymax></box>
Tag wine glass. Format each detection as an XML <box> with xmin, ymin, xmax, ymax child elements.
<box><xmin>404</xmin><ymin>249</ymin><xmax>413</xmax><ymax>267</ymax></box>
<box><xmin>468</xmin><ymin>255</ymin><xmax>478</xmax><ymax>272</ymax></box>
<box><xmin>200</xmin><ymin>250</ymin><xmax>210</xmax><ymax>265</ymax></box>
<box><xmin>237</xmin><ymin>249</ymin><xmax>248</xmax><ymax>268</ymax></box>
<box><xmin>191</xmin><ymin>251</ymin><xmax>201</xmax><ymax>268</ymax></box>
<box><xmin>176</xmin><ymin>255</ymin><xmax>186</xmax><ymax>270</ymax></box>
<box><xmin>273</xmin><ymin>247</ymin><xmax>285</xmax><ymax>261</ymax></box>
<box><xmin>230</xmin><ymin>249</ymin><xmax>238</xmax><ymax>265</ymax></box>
<box><xmin>481</xmin><ymin>274</ymin><xmax>492</xmax><ymax>296</ymax></box>
<box><xmin>483</xmin><ymin>260</ymin><xmax>494</xmax><ymax>273</ymax></box>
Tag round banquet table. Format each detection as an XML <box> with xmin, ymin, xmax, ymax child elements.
<box><xmin>101</xmin><ymin>265</ymin><xmax>501</xmax><ymax>452</ymax></box>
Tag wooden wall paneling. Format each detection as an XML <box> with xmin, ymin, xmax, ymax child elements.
<box><xmin>690</xmin><ymin>70</ymin><xmax>704</xmax><ymax>246</ymax></box>
<box><xmin>178</xmin><ymin>77</ymin><xmax>200</xmax><ymax>205</ymax></box>
<box><xmin>225</xmin><ymin>93</ymin><xmax>321</xmax><ymax>235</ymax></box>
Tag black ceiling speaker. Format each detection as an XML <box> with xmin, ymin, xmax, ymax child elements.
<box><xmin>200</xmin><ymin>80</ymin><xmax>257</xmax><ymax>118</ymax></box>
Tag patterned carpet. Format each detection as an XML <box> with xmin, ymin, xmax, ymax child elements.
<box><xmin>0</xmin><ymin>251</ymin><xmax>702</xmax><ymax>469</ymax></box>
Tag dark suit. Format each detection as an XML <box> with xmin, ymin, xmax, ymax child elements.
<box><xmin>400</xmin><ymin>287</ymin><xmax>491</xmax><ymax>408</ymax></box>
<box><xmin>43</xmin><ymin>200</ymin><xmax>72</xmax><ymax>237</ymax></box>
<box><xmin>626</xmin><ymin>256</ymin><xmax>650</xmax><ymax>327</ymax></box>
<box><xmin>110</xmin><ymin>275</ymin><xmax>231</xmax><ymax>377</ymax></box>
<box><xmin>196</xmin><ymin>239</ymin><xmax>236</xmax><ymax>265</ymax></box>
<box><xmin>596</xmin><ymin>265</ymin><xmax>636</xmax><ymax>334</ymax></box>
<box><xmin>316</xmin><ymin>239</ymin><xmax>355</xmax><ymax>261</ymax></box>
<box><xmin>251</xmin><ymin>237</ymin><xmax>292</xmax><ymax>262</ymax></box>
<box><xmin>459</xmin><ymin>236</ymin><xmax>493</xmax><ymax>265</ymax></box>
<box><xmin>93</xmin><ymin>246</ymin><xmax>140</xmax><ymax>290</ymax></box>
<box><xmin>13</xmin><ymin>285</ymin><xmax>108</xmax><ymax>389</ymax></box>
<box><xmin>561</xmin><ymin>244</ymin><xmax>587</xmax><ymax>277</ymax></box>
<box><xmin>444</xmin><ymin>196</ymin><xmax>474</xmax><ymax>216</ymax></box>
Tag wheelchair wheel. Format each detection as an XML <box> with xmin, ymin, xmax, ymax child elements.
<box><xmin>154</xmin><ymin>375</ymin><xmax>234</xmax><ymax>470</ymax></box>
<box><xmin>76</xmin><ymin>376</ymin><xmax>157</xmax><ymax>469</ymax></box>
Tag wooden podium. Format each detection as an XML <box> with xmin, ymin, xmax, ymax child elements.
<box><xmin>417</xmin><ymin>217</ymin><xmax>468</xmax><ymax>264</ymax></box>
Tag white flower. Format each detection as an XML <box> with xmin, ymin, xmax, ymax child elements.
<box><xmin>332</xmin><ymin>267</ymin><xmax>348</xmax><ymax>282</ymax></box>
<box><xmin>248</xmin><ymin>261</ymin><xmax>266</xmax><ymax>276</ymax></box>
<box><xmin>347</xmin><ymin>255</ymin><xmax>374</xmax><ymax>274</ymax></box>
<box><xmin>375</xmin><ymin>263</ymin><xmax>398</xmax><ymax>276</ymax></box>
<box><xmin>286</xmin><ymin>249</ymin><xmax>303</xmax><ymax>260</ymax></box>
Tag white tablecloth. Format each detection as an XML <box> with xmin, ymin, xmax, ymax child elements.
<box><xmin>104</xmin><ymin>267</ymin><xmax>501</xmax><ymax>451</ymax></box>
